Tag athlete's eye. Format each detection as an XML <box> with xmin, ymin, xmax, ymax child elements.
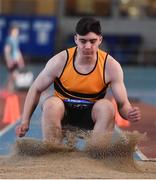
<box><xmin>90</xmin><ymin>40</ymin><xmax>96</xmax><ymax>44</ymax></box>
<box><xmin>80</xmin><ymin>40</ymin><xmax>87</xmax><ymax>44</ymax></box>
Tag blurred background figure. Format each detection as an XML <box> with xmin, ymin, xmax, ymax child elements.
<box><xmin>4</xmin><ymin>24</ymin><xmax>25</xmax><ymax>91</ymax></box>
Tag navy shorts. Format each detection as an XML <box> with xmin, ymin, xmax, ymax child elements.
<box><xmin>62</xmin><ymin>99</ymin><xmax>95</xmax><ymax>130</ymax></box>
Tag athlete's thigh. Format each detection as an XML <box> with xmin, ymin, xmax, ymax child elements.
<box><xmin>42</xmin><ymin>96</ymin><xmax>65</xmax><ymax>114</ymax></box>
<box><xmin>91</xmin><ymin>98</ymin><xmax>115</xmax><ymax>122</ymax></box>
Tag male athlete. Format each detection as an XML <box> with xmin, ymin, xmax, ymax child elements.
<box><xmin>16</xmin><ymin>17</ymin><xmax>141</xmax><ymax>143</ymax></box>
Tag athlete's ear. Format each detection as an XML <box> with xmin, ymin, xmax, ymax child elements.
<box><xmin>74</xmin><ymin>34</ymin><xmax>78</xmax><ymax>45</ymax></box>
<box><xmin>99</xmin><ymin>35</ymin><xmax>103</xmax><ymax>45</ymax></box>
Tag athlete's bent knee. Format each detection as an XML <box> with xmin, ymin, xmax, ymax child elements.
<box><xmin>92</xmin><ymin>99</ymin><xmax>115</xmax><ymax>120</ymax></box>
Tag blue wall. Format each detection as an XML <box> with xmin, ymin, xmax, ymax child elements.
<box><xmin>0</xmin><ymin>15</ymin><xmax>57</xmax><ymax>58</ymax></box>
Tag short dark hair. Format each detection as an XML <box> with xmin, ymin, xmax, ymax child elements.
<box><xmin>76</xmin><ymin>17</ymin><xmax>101</xmax><ymax>36</ymax></box>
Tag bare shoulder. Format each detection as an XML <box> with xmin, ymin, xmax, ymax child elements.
<box><xmin>47</xmin><ymin>50</ymin><xmax>67</xmax><ymax>68</ymax></box>
<box><xmin>44</xmin><ymin>50</ymin><xmax>67</xmax><ymax>78</ymax></box>
<box><xmin>105</xmin><ymin>55</ymin><xmax>124</xmax><ymax>83</ymax></box>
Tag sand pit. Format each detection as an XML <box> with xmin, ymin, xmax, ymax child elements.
<box><xmin>0</xmin><ymin>130</ymin><xmax>156</xmax><ymax>179</ymax></box>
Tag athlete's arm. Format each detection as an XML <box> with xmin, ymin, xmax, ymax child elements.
<box><xmin>16</xmin><ymin>50</ymin><xmax>67</xmax><ymax>137</ymax></box>
<box><xmin>105</xmin><ymin>55</ymin><xmax>141</xmax><ymax>122</ymax></box>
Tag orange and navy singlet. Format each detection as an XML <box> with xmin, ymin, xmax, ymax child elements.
<box><xmin>54</xmin><ymin>47</ymin><xmax>109</xmax><ymax>102</ymax></box>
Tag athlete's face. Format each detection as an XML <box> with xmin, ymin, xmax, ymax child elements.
<box><xmin>74</xmin><ymin>32</ymin><xmax>102</xmax><ymax>57</ymax></box>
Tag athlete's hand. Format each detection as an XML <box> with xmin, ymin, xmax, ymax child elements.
<box><xmin>15</xmin><ymin>122</ymin><xmax>29</xmax><ymax>137</ymax></box>
<box><xmin>127</xmin><ymin>107</ymin><xmax>141</xmax><ymax>123</ymax></box>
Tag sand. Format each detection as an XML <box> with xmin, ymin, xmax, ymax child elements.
<box><xmin>0</xmin><ymin>130</ymin><xmax>156</xmax><ymax>179</ymax></box>
<box><xmin>0</xmin><ymin>152</ymin><xmax>156</xmax><ymax>179</ymax></box>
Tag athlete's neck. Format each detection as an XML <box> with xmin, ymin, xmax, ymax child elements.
<box><xmin>76</xmin><ymin>53</ymin><xmax>97</xmax><ymax>65</ymax></box>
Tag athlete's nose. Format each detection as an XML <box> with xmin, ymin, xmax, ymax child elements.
<box><xmin>84</xmin><ymin>41</ymin><xmax>92</xmax><ymax>49</ymax></box>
